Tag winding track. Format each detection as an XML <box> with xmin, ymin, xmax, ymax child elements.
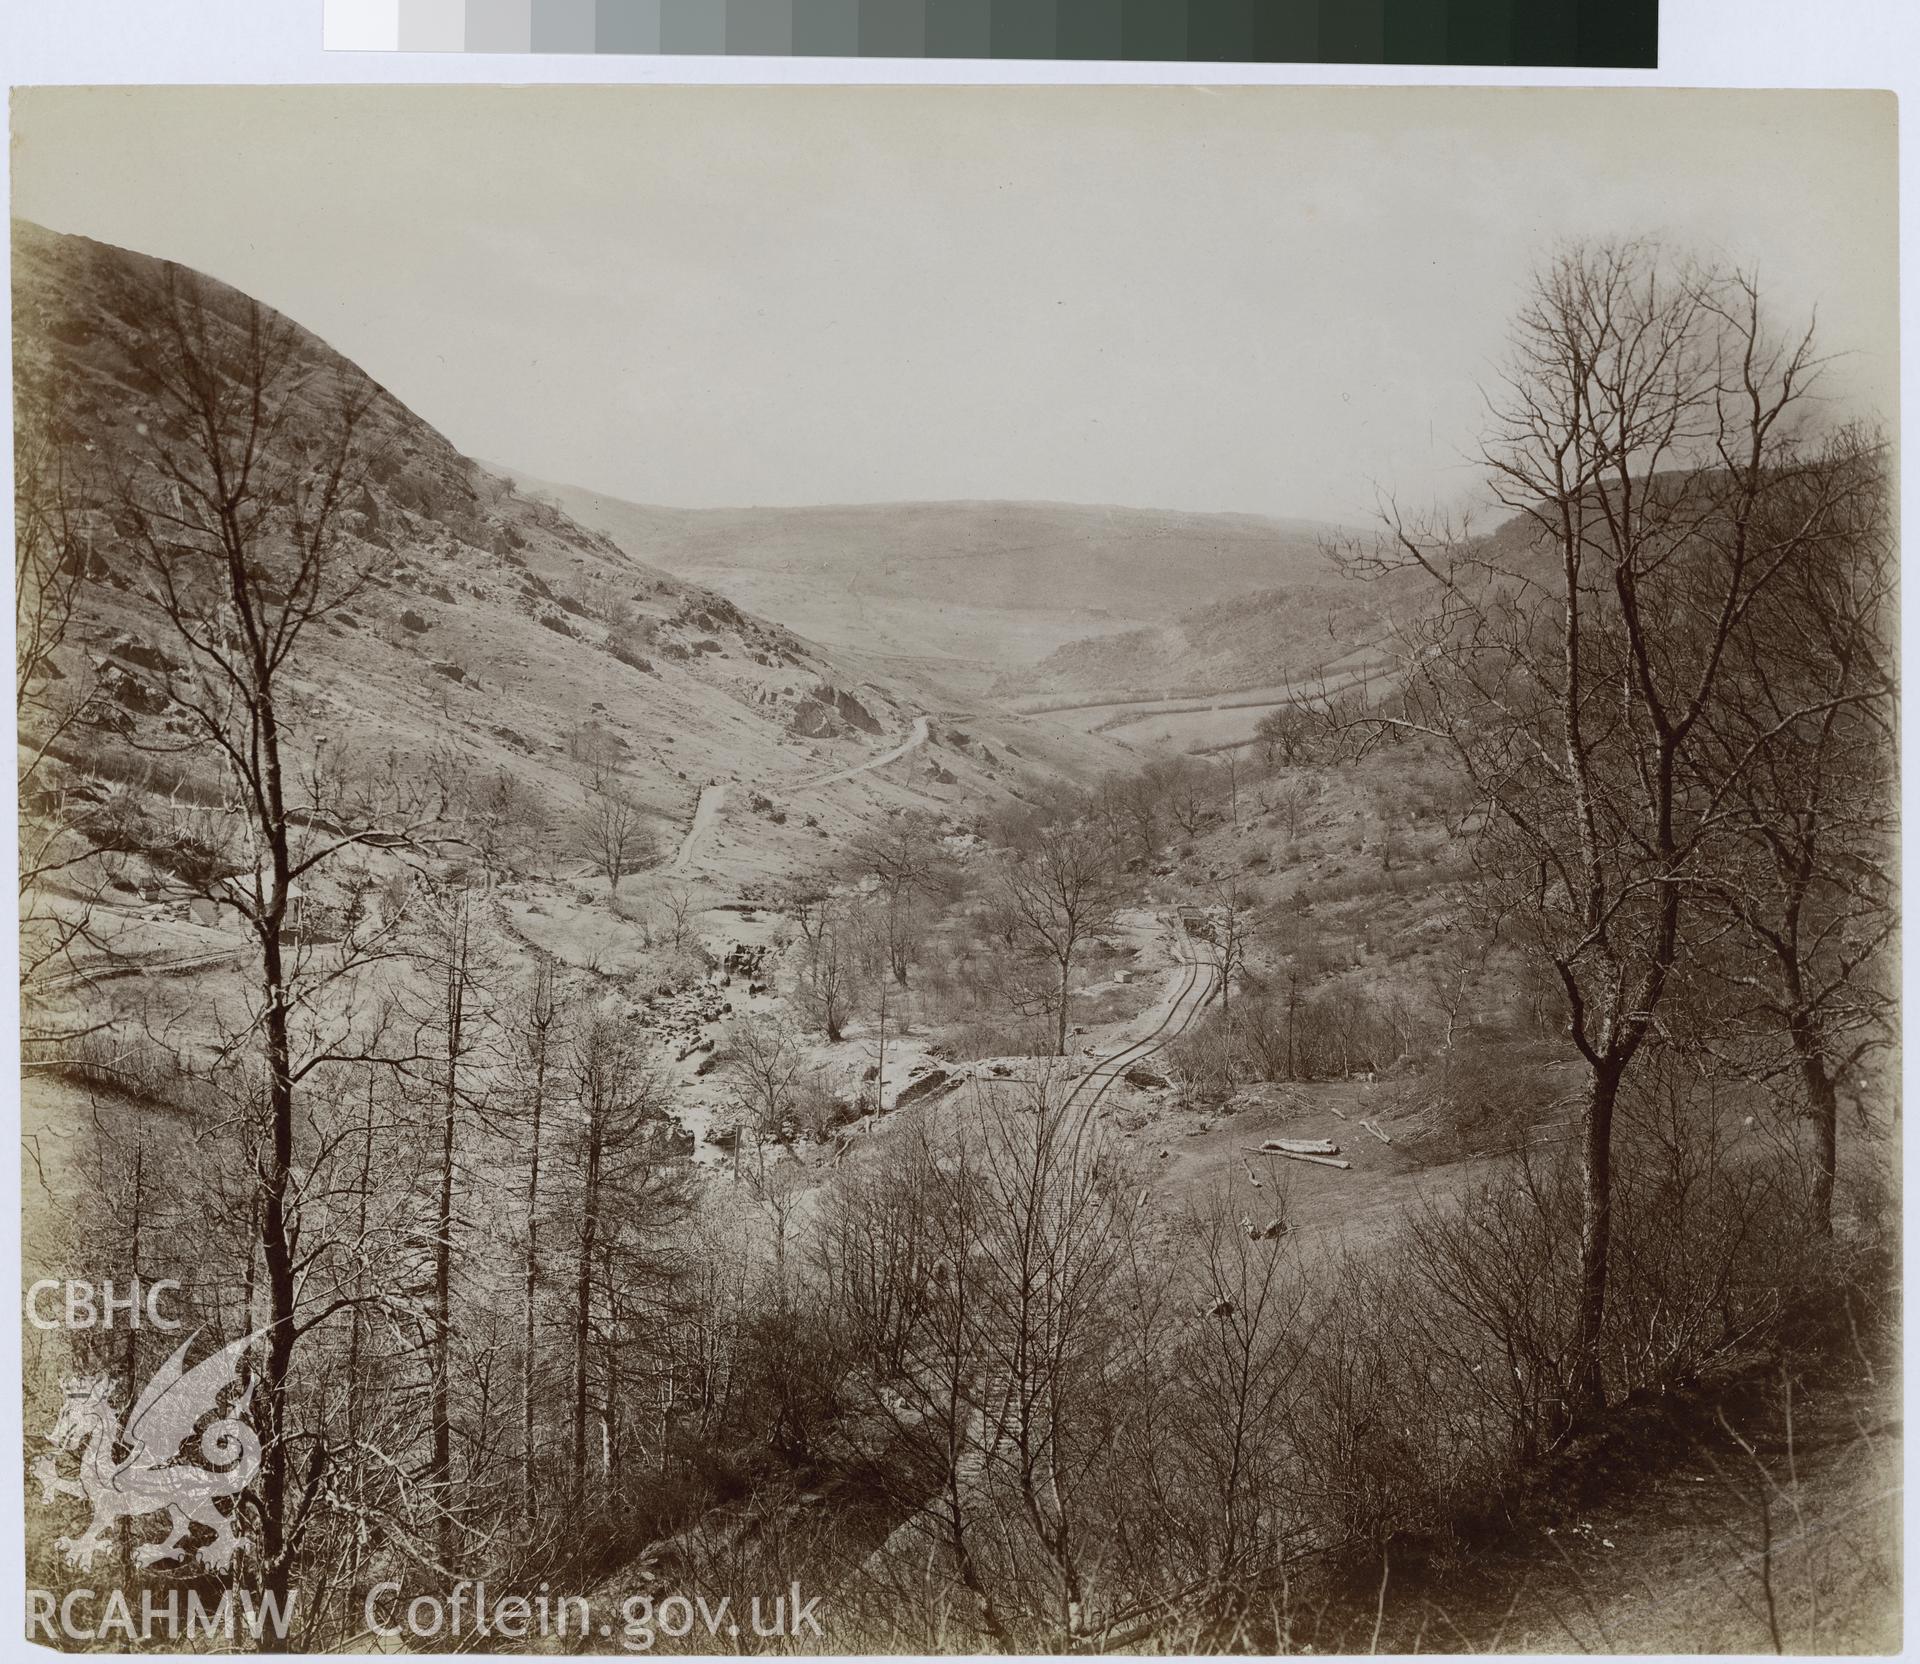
<box><xmin>795</xmin><ymin>714</ymin><xmax>930</xmax><ymax>790</ymax></box>
<box><xmin>668</xmin><ymin>781</ymin><xmax>729</xmax><ymax>872</ymax></box>
<box><xmin>856</xmin><ymin>913</ymin><xmax>1218</xmax><ymax>1591</ymax></box>
<box><xmin>31</xmin><ymin>945</ymin><xmax>242</xmax><ymax>996</ymax></box>
<box><xmin>1053</xmin><ymin>915</ymin><xmax>1217</xmax><ymax>1171</ymax></box>
<box><xmin>667</xmin><ymin>715</ymin><xmax>929</xmax><ymax>874</ymax></box>
<box><xmin>953</xmin><ymin>913</ymin><xmax>1215</xmax><ymax>1168</ymax></box>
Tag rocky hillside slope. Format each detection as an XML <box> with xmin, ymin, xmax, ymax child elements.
<box><xmin>12</xmin><ymin>221</ymin><xmax>1108</xmax><ymax>871</ymax></box>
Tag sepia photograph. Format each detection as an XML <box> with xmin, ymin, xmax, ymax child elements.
<box><xmin>8</xmin><ymin>85</ymin><xmax>1900</xmax><ymax>1652</ymax></box>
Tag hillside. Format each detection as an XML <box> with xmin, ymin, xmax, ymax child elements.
<box><xmin>11</xmin><ymin>221</ymin><xmax>1114</xmax><ymax>885</ymax></box>
<box><xmin>1005</xmin><ymin>577</ymin><xmax>1395</xmax><ymax>701</ymax></box>
<box><xmin>502</xmin><ymin>470</ymin><xmax>1350</xmax><ymax>689</ymax></box>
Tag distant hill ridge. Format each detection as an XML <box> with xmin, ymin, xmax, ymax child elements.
<box><xmin>502</xmin><ymin>469</ymin><xmax>1362</xmax><ymax>680</ymax></box>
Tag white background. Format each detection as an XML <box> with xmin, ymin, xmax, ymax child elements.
<box><xmin>0</xmin><ymin>3</ymin><xmax>1914</xmax><ymax>1659</ymax></box>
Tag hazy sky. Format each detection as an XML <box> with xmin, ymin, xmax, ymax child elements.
<box><xmin>9</xmin><ymin>86</ymin><xmax>1898</xmax><ymax>522</ymax></box>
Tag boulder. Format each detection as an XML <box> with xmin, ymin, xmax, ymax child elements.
<box><xmin>893</xmin><ymin>1068</ymin><xmax>956</xmax><ymax>1110</ymax></box>
<box><xmin>607</xmin><ymin>634</ymin><xmax>654</xmax><ymax>674</ymax></box>
<box><xmin>108</xmin><ymin>633</ymin><xmax>179</xmax><ymax>675</ymax></box>
<box><xmin>94</xmin><ymin>660</ymin><xmax>172</xmax><ymax>716</ymax></box>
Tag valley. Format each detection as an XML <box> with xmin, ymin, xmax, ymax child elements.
<box><xmin>13</xmin><ymin>216</ymin><xmax>1897</xmax><ymax>1657</ymax></box>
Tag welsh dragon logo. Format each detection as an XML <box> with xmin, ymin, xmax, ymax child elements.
<box><xmin>33</xmin><ymin>1330</ymin><xmax>262</xmax><ymax>1572</ymax></box>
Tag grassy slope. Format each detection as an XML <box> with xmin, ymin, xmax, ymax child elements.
<box><xmin>1294</xmin><ymin>1352</ymin><xmax>1900</xmax><ymax>1655</ymax></box>
<box><xmin>501</xmin><ymin>468</ymin><xmax>1351</xmax><ymax>686</ymax></box>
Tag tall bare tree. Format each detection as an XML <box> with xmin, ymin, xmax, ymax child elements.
<box><xmin>104</xmin><ymin>259</ymin><xmax>438</xmax><ymax>1618</ymax></box>
<box><xmin>561</xmin><ymin>1013</ymin><xmax>686</xmax><ymax>1511</ymax></box>
<box><xmin>397</xmin><ymin>872</ymin><xmax>499</xmax><ymax>1564</ymax></box>
<box><xmin>798</xmin><ymin>898</ymin><xmax>864</xmax><ymax>1045</ymax></box>
<box><xmin>504</xmin><ymin>960</ymin><xmax>563</xmax><ymax>1520</ymax></box>
<box><xmin>1693</xmin><ymin>428</ymin><xmax>1897</xmax><ymax>1231</ymax></box>
<box><xmin>1348</xmin><ymin>242</ymin><xmax>1840</xmax><ymax>1420</ymax></box>
<box><xmin>847</xmin><ymin>811</ymin><xmax>951</xmax><ymax>985</ymax></box>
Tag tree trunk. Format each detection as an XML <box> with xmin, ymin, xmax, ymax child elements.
<box><xmin>571</xmin><ymin>1130</ymin><xmax>602</xmax><ymax>1512</ymax></box>
<box><xmin>876</xmin><ymin>979</ymin><xmax>888</xmax><ymax>1115</ymax></box>
<box><xmin>1285</xmin><ymin>978</ymin><xmax>1298</xmax><ymax>1081</ymax></box>
<box><xmin>257</xmin><ymin>702</ymin><xmax>298</xmax><ymax>1643</ymax></box>
<box><xmin>259</xmin><ymin>945</ymin><xmax>297</xmax><ymax>1644</ymax></box>
<box><xmin>1796</xmin><ymin>1032</ymin><xmax>1840</xmax><ymax>1235</ymax></box>
<box><xmin>343</xmin><ymin>1089</ymin><xmax>374</xmax><ymax>1607</ymax></box>
<box><xmin>521</xmin><ymin>1026</ymin><xmax>547</xmax><ymax>1521</ymax></box>
<box><xmin>430</xmin><ymin>1014</ymin><xmax>458</xmax><ymax>1561</ymax></box>
<box><xmin>1571</xmin><ymin>1062</ymin><xmax>1622</xmax><ymax>1424</ymax></box>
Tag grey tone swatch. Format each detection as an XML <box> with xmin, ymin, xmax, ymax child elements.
<box><xmin>798</xmin><ymin>0</ymin><xmax>861</xmax><ymax>54</ymax></box>
<box><xmin>397</xmin><ymin>0</ymin><xmax>466</xmax><ymax>51</ymax></box>
<box><xmin>727</xmin><ymin>0</ymin><xmax>796</xmax><ymax>55</ymax></box>
<box><xmin>861</xmin><ymin>0</ymin><xmax>930</xmax><ymax>56</ymax></box>
<box><xmin>661</xmin><ymin>0</ymin><xmax>728</xmax><ymax>52</ymax></box>
<box><xmin>464</xmin><ymin>0</ymin><xmax>533</xmax><ymax>51</ymax></box>
<box><xmin>595</xmin><ymin>0</ymin><xmax>663</xmax><ymax>51</ymax></box>
<box><xmin>531</xmin><ymin>0</ymin><xmax>598</xmax><ymax>51</ymax></box>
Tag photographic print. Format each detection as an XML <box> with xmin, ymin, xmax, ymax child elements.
<box><xmin>9</xmin><ymin>86</ymin><xmax>1899</xmax><ymax>1653</ymax></box>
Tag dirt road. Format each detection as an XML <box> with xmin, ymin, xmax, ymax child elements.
<box><xmin>797</xmin><ymin>714</ymin><xmax>929</xmax><ymax>789</ymax></box>
<box><xmin>668</xmin><ymin>716</ymin><xmax>929</xmax><ymax>874</ymax></box>
<box><xmin>668</xmin><ymin>782</ymin><xmax>729</xmax><ymax>872</ymax></box>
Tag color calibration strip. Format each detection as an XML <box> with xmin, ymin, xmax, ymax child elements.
<box><xmin>324</xmin><ymin>0</ymin><xmax>1656</xmax><ymax>67</ymax></box>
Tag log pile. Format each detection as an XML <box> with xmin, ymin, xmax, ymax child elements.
<box><xmin>1243</xmin><ymin>1139</ymin><xmax>1352</xmax><ymax>1172</ymax></box>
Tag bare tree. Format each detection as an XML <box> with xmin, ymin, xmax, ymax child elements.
<box><xmin>561</xmin><ymin>1013</ymin><xmax>681</xmax><ymax>1511</ymax></box>
<box><xmin>1270</xmin><ymin>775</ymin><xmax>1319</xmax><ymax>841</ymax></box>
<box><xmin>819</xmin><ymin>1085</ymin><xmax>1134</xmax><ymax>1647</ymax></box>
<box><xmin>503</xmin><ymin>960</ymin><xmax>563</xmax><ymax>1522</ymax></box>
<box><xmin>798</xmin><ymin>898</ymin><xmax>865</xmax><ymax>1045</ymax></box>
<box><xmin>1254</xmin><ymin>703</ymin><xmax>1316</xmax><ymax>770</ymax></box>
<box><xmin>848</xmin><ymin>811</ymin><xmax>951</xmax><ymax>985</ymax></box>
<box><xmin>1346</xmin><ymin>242</ymin><xmax>1837</xmax><ymax>1421</ymax></box>
<box><xmin>467</xmin><ymin>764</ymin><xmax>557</xmax><ymax>882</ymax></box>
<box><xmin>1693</xmin><ymin>428</ymin><xmax>1897</xmax><ymax>1231</ymax></box>
<box><xmin>723</xmin><ymin>1012</ymin><xmax>807</xmax><ymax>1139</ymax></box>
<box><xmin>1201</xmin><ymin>878</ymin><xmax>1251</xmax><ymax>1033</ymax></box>
<box><xmin>1161</xmin><ymin>759</ymin><xmax>1215</xmax><ymax>840</ymax></box>
<box><xmin>852</xmin><ymin>898</ymin><xmax>900</xmax><ymax>1112</ymax></box>
<box><xmin>1115</xmin><ymin>774</ymin><xmax>1164</xmax><ymax>865</ymax></box>
<box><xmin>567</xmin><ymin>719</ymin><xmax>623</xmax><ymax>792</ymax></box>
<box><xmin>968</xmin><ymin>1077</ymin><xmax>1128</xmax><ymax>1639</ymax></box>
<box><xmin>104</xmin><ymin>258</ymin><xmax>441</xmax><ymax>1611</ymax></box>
<box><xmin>581</xmin><ymin>782</ymin><xmax>651</xmax><ymax>893</ymax></box>
<box><xmin>396</xmin><ymin>873</ymin><xmax>499</xmax><ymax>1564</ymax></box>
<box><xmin>1163</xmin><ymin>1184</ymin><xmax>1309</xmax><ymax>1604</ymax></box>
<box><xmin>998</xmin><ymin>817</ymin><xmax>1123</xmax><ymax>1056</ymax></box>
<box><xmin>1218</xmin><ymin>750</ymin><xmax>1243</xmax><ymax>828</ymax></box>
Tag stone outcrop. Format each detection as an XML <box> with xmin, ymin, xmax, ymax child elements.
<box><xmin>787</xmin><ymin>681</ymin><xmax>884</xmax><ymax>739</ymax></box>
